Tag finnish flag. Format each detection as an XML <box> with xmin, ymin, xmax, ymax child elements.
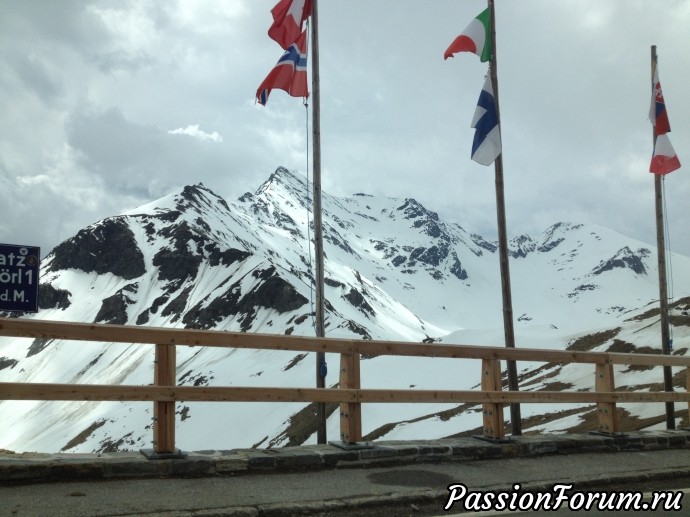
<box><xmin>471</xmin><ymin>73</ymin><xmax>502</xmax><ymax>166</ymax></box>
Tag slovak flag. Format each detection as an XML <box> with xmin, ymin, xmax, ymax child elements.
<box><xmin>256</xmin><ymin>30</ymin><xmax>308</xmax><ymax>106</ymax></box>
<box><xmin>268</xmin><ymin>0</ymin><xmax>312</xmax><ymax>49</ymax></box>
<box><xmin>649</xmin><ymin>67</ymin><xmax>671</xmax><ymax>135</ymax></box>
<box><xmin>470</xmin><ymin>73</ymin><xmax>502</xmax><ymax>166</ymax></box>
<box><xmin>650</xmin><ymin>134</ymin><xmax>681</xmax><ymax>175</ymax></box>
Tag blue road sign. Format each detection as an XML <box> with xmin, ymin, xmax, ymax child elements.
<box><xmin>0</xmin><ymin>243</ymin><xmax>40</xmax><ymax>313</ymax></box>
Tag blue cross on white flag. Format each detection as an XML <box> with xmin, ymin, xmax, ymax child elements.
<box><xmin>471</xmin><ymin>72</ymin><xmax>502</xmax><ymax>166</ymax></box>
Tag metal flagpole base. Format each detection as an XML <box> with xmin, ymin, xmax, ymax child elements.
<box><xmin>329</xmin><ymin>441</ymin><xmax>375</xmax><ymax>451</ymax></box>
<box><xmin>472</xmin><ymin>435</ymin><xmax>512</xmax><ymax>444</ymax></box>
<box><xmin>140</xmin><ymin>448</ymin><xmax>187</xmax><ymax>460</ymax></box>
<box><xmin>587</xmin><ymin>431</ymin><xmax>628</xmax><ymax>438</ymax></box>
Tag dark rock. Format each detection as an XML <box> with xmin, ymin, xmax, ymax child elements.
<box><xmin>409</xmin><ymin>244</ymin><xmax>449</xmax><ymax>267</ymax></box>
<box><xmin>149</xmin><ymin>293</ymin><xmax>170</xmax><ymax>315</ymax></box>
<box><xmin>272</xmin><ymin>208</ymin><xmax>302</xmax><ymax>238</ymax></box>
<box><xmin>341</xmin><ymin>319</ymin><xmax>372</xmax><ymax>340</ymax></box>
<box><xmin>157</xmin><ymin>211</ymin><xmax>181</xmax><ymax>223</ymax></box>
<box><xmin>243</xmin><ymin>269</ymin><xmax>309</xmax><ymax>314</ymax></box>
<box><xmin>538</xmin><ymin>238</ymin><xmax>564</xmax><ymax>253</ymax></box>
<box><xmin>324</xmin><ymin>277</ymin><xmax>345</xmax><ymax>288</ymax></box>
<box><xmin>344</xmin><ymin>288</ymin><xmax>375</xmax><ymax>316</ymax></box>
<box><xmin>183</xmin><ymin>267</ymin><xmax>307</xmax><ymax>330</ymax></box>
<box><xmin>195</xmin><ymin>217</ymin><xmax>212</xmax><ymax>233</ymax></box>
<box><xmin>152</xmin><ymin>247</ymin><xmax>202</xmax><ymax>283</ymax></box>
<box><xmin>94</xmin><ymin>283</ymin><xmax>138</xmax><ymax>324</ymax></box>
<box><xmin>471</xmin><ymin>234</ymin><xmax>497</xmax><ymax>254</ymax></box>
<box><xmin>396</xmin><ymin>198</ymin><xmax>447</xmax><ymax>239</ymax></box>
<box><xmin>283</xmin><ymin>353</ymin><xmax>308</xmax><ymax>371</ymax></box>
<box><xmin>183</xmin><ymin>278</ymin><xmax>242</xmax><ymax>330</ymax></box>
<box><xmin>510</xmin><ymin>235</ymin><xmax>536</xmax><ymax>259</ymax></box>
<box><xmin>143</xmin><ymin>222</ymin><xmax>156</xmax><ymax>241</ymax></box>
<box><xmin>136</xmin><ymin>309</ymin><xmax>150</xmax><ymax>325</ymax></box>
<box><xmin>153</xmin><ymin>219</ymin><xmax>208</xmax><ymax>281</ymax></box>
<box><xmin>371</xmin><ymin>240</ymin><xmax>387</xmax><ymax>252</ymax></box>
<box><xmin>294</xmin><ymin>313</ymin><xmax>310</xmax><ymax>325</ymax></box>
<box><xmin>46</xmin><ymin>218</ymin><xmax>145</xmax><ymax>280</ymax></box>
<box><xmin>38</xmin><ymin>284</ymin><xmax>71</xmax><ymax>310</ymax></box>
<box><xmin>592</xmin><ymin>247</ymin><xmax>650</xmax><ymax>276</ymax></box>
<box><xmin>205</xmin><ymin>245</ymin><xmax>251</xmax><ymax>267</ymax></box>
<box><xmin>161</xmin><ymin>285</ymin><xmax>194</xmax><ymax>322</ymax></box>
<box><xmin>77</xmin><ymin>351</ymin><xmax>105</xmax><ymax>376</ymax></box>
<box><xmin>567</xmin><ymin>284</ymin><xmax>599</xmax><ymax>298</ymax></box>
<box><xmin>0</xmin><ymin>357</ymin><xmax>18</xmax><ymax>370</ymax></box>
<box><xmin>391</xmin><ymin>255</ymin><xmax>406</xmax><ymax>267</ymax></box>
<box><xmin>450</xmin><ymin>253</ymin><xmax>468</xmax><ymax>280</ymax></box>
<box><xmin>239</xmin><ymin>308</ymin><xmax>257</xmax><ymax>332</ymax></box>
<box><xmin>26</xmin><ymin>338</ymin><xmax>53</xmax><ymax>358</ymax></box>
<box><xmin>325</xmin><ymin>230</ymin><xmax>356</xmax><ymax>255</ymax></box>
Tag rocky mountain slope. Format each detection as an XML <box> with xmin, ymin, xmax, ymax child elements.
<box><xmin>1</xmin><ymin>167</ymin><xmax>689</xmax><ymax>452</ymax></box>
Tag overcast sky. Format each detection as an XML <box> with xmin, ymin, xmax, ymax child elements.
<box><xmin>1</xmin><ymin>0</ymin><xmax>689</xmax><ymax>261</ymax></box>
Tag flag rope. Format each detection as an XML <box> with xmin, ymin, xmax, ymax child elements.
<box><xmin>304</xmin><ymin>99</ymin><xmax>316</xmax><ymax>333</ymax></box>
<box><xmin>303</xmin><ymin>20</ymin><xmax>316</xmax><ymax>334</ymax></box>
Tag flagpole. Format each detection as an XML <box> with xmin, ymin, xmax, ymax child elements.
<box><xmin>310</xmin><ymin>0</ymin><xmax>328</xmax><ymax>444</ymax></box>
<box><xmin>488</xmin><ymin>0</ymin><xmax>521</xmax><ymax>436</ymax></box>
<box><xmin>651</xmin><ymin>45</ymin><xmax>675</xmax><ymax>430</ymax></box>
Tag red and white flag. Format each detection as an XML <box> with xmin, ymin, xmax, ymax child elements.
<box><xmin>650</xmin><ymin>133</ymin><xmax>681</xmax><ymax>175</ymax></box>
<box><xmin>256</xmin><ymin>30</ymin><xmax>308</xmax><ymax>106</ymax></box>
<box><xmin>268</xmin><ymin>0</ymin><xmax>312</xmax><ymax>49</ymax></box>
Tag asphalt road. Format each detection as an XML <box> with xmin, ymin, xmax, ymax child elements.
<box><xmin>2</xmin><ymin>449</ymin><xmax>690</xmax><ymax>516</ymax></box>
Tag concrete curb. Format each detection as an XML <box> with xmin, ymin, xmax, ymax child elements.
<box><xmin>1</xmin><ymin>430</ymin><xmax>689</xmax><ymax>487</ymax></box>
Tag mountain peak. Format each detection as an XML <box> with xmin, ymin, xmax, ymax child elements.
<box><xmin>592</xmin><ymin>246</ymin><xmax>651</xmax><ymax>276</ymax></box>
<box><xmin>256</xmin><ymin>167</ymin><xmax>308</xmax><ymax>196</ymax></box>
<box><xmin>509</xmin><ymin>234</ymin><xmax>536</xmax><ymax>258</ymax></box>
<box><xmin>174</xmin><ymin>183</ymin><xmax>230</xmax><ymax>214</ymax></box>
<box><xmin>395</xmin><ymin>198</ymin><xmax>448</xmax><ymax>240</ymax></box>
<box><xmin>121</xmin><ymin>183</ymin><xmax>229</xmax><ymax>219</ymax></box>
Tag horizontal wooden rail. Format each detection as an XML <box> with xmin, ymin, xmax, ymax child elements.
<box><xmin>1</xmin><ymin>317</ymin><xmax>688</xmax><ymax>367</ymax></box>
<box><xmin>2</xmin><ymin>383</ymin><xmax>690</xmax><ymax>404</ymax></box>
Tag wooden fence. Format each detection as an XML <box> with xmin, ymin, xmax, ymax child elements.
<box><xmin>1</xmin><ymin>317</ymin><xmax>690</xmax><ymax>455</ymax></box>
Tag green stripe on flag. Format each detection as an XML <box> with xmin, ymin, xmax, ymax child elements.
<box><xmin>476</xmin><ymin>8</ymin><xmax>492</xmax><ymax>62</ymax></box>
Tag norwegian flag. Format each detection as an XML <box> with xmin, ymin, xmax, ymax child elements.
<box><xmin>649</xmin><ymin>67</ymin><xmax>671</xmax><ymax>135</ymax></box>
<box><xmin>268</xmin><ymin>0</ymin><xmax>312</xmax><ymax>49</ymax></box>
<box><xmin>256</xmin><ymin>30</ymin><xmax>308</xmax><ymax>106</ymax></box>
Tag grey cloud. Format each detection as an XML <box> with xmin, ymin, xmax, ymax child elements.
<box><xmin>64</xmin><ymin>107</ymin><xmax>263</xmax><ymax>202</ymax></box>
<box><xmin>4</xmin><ymin>51</ymin><xmax>63</xmax><ymax>101</ymax></box>
<box><xmin>2</xmin><ymin>0</ymin><xmax>107</xmax><ymax>50</ymax></box>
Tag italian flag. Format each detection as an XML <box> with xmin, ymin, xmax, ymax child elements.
<box><xmin>444</xmin><ymin>7</ymin><xmax>492</xmax><ymax>62</ymax></box>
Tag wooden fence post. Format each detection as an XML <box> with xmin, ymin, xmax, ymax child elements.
<box><xmin>339</xmin><ymin>352</ymin><xmax>362</xmax><ymax>444</ymax></box>
<box><xmin>481</xmin><ymin>358</ymin><xmax>505</xmax><ymax>439</ymax></box>
<box><xmin>595</xmin><ymin>362</ymin><xmax>618</xmax><ymax>433</ymax></box>
<box><xmin>154</xmin><ymin>343</ymin><xmax>176</xmax><ymax>454</ymax></box>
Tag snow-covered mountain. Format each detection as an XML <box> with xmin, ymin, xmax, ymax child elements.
<box><xmin>1</xmin><ymin>167</ymin><xmax>689</xmax><ymax>453</ymax></box>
